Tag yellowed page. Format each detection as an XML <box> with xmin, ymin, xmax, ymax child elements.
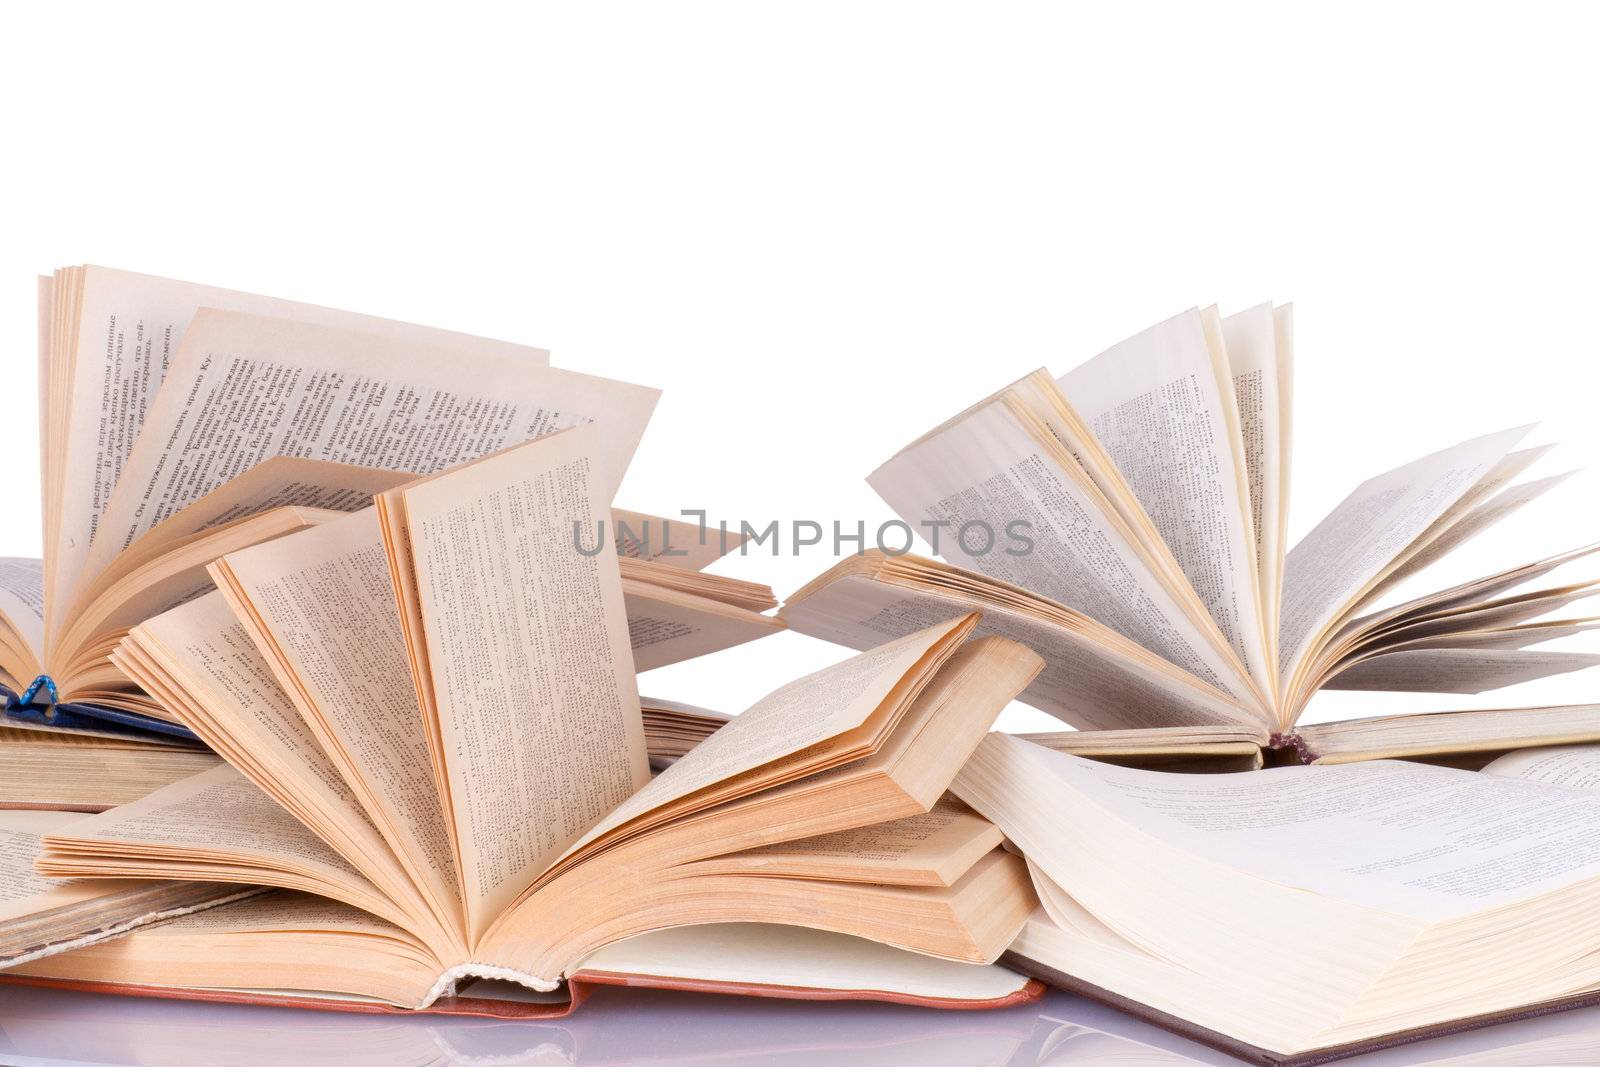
<box><xmin>213</xmin><ymin>509</ymin><xmax>461</xmax><ymax>933</ymax></box>
<box><xmin>103</xmin><ymin>457</ymin><xmax>416</xmax><ymax>584</ymax></box>
<box><xmin>39</xmin><ymin>766</ymin><xmax>408</xmax><ymax>929</ymax></box>
<box><xmin>119</xmin><ymin>592</ymin><xmax>439</xmax><ymax>941</ymax></box>
<box><xmin>76</xmin><ymin>308</ymin><xmax>657</xmax><ymax>633</ymax></box>
<box><xmin>394</xmin><ymin>424</ymin><xmax>648</xmax><ymax>941</ymax></box>
<box><xmin>780</xmin><ymin>569</ymin><xmax>1251</xmax><ymax>730</ymax></box>
<box><xmin>698</xmin><ymin>797</ymin><xmax>1003</xmax><ymax>886</ymax></box>
<box><xmin>566</xmin><ymin>615</ymin><xmax>970</xmax><ymax>858</ymax></box>
<box><xmin>611</xmin><ymin>508</ymin><xmax>746</xmax><ymax>570</ymax></box>
<box><xmin>0</xmin><ymin>811</ymin><xmax>140</xmax><ymax>924</ymax></box>
<box><xmin>624</xmin><ymin>586</ymin><xmax>784</xmax><ymax>671</ymax></box>
<box><xmin>58</xmin><ymin>507</ymin><xmax>339</xmax><ymax>674</ymax></box>
<box><xmin>47</xmin><ymin>266</ymin><xmax>550</xmax><ymax>641</ymax></box>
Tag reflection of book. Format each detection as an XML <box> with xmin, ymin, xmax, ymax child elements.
<box><xmin>17</xmin><ymin>426</ymin><xmax>1042</xmax><ymax>1012</ymax></box>
<box><xmin>959</xmin><ymin>732</ymin><xmax>1600</xmax><ymax>1064</ymax></box>
<box><xmin>784</xmin><ymin>303</ymin><xmax>1600</xmax><ymax>770</ymax></box>
<box><xmin>4</xmin><ymin>264</ymin><xmax>665</xmax><ymax>738</ymax></box>
<box><xmin>0</xmin><ymin>974</ymin><xmax>1041</xmax><ymax>1067</ymax></box>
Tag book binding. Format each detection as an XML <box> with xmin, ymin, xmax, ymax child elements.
<box><xmin>2</xmin><ymin>682</ymin><xmax>203</xmax><ymax>744</ymax></box>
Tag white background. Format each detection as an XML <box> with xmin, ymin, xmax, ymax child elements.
<box><xmin>3</xmin><ymin>3</ymin><xmax>1598</xmax><ymax>731</ymax></box>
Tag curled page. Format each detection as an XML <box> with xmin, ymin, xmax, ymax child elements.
<box><xmin>870</xmin><ymin>399</ymin><xmax>1248</xmax><ymax>700</ymax></box>
<box><xmin>1278</xmin><ymin>426</ymin><xmax>1530</xmax><ymax>696</ymax></box>
<box><xmin>1484</xmin><ymin>745</ymin><xmax>1600</xmax><ymax>789</ymax></box>
<box><xmin>213</xmin><ymin>510</ymin><xmax>464</xmax><ymax>935</ymax></box>
<box><xmin>0</xmin><ymin>558</ymin><xmax>45</xmax><ymax>682</ymax></box>
<box><xmin>383</xmin><ymin>424</ymin><xmax>648</xmax><ymax>942</ymax></box>
<box><xmin>780</xmin><ymin>568</ymin><xmax>1252</xmax><ymax>730</ymax></box>
<box><xmin>1058</xmin><ymin>308</ymin><xmax>1266</xmax><ymax>688</ymax></box>
<box><xmin>74</xmin><ymin>308</ymin><xmax>657</xmax><ymax>632</ymax></box>
<box><xmin>46</xmin><ymin>266</ymin><xmax>550</xmax><ymax>641</ymax></box>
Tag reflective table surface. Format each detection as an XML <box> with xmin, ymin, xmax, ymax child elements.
<box><xmin>3</xmin><ymin>983</ymin><xmax>1599</xmax><ymax>1066</ymax></box>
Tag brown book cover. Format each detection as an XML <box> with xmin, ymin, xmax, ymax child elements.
<box><xmin>1004</xmin><ymin>951</ymin><xmax>1600</xmax><ymax>1066</ymax></box>
<box><xmin>0</xmin><ymin>967</ymin><xmax>1045</xmax><ymax>1020</ymax></box>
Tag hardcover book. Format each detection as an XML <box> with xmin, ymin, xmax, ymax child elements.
<box><xmin>958</xmin><ymin>732</ymin><xmax>1600</xmax><ymax>1064</ymax></box>
<box><xmin>9</xmin><ymin>425</ymin><xmax>1043</xmax><ymax>1012</ymax></box>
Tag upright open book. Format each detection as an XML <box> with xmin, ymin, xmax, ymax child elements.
<box><xmin>783</xmin><ymin>303</ymin><xmax>1600</xmax><ymax>768</ymax></box>
<box><xmin>9</xmin><ymin>424</ymin><xmax>1042</xmax><ymax>1012</ymax></box>
<box><xmin>2</xmin><ymin>265</ymin><xmax>779</xmax><ymax>744</ymax></box>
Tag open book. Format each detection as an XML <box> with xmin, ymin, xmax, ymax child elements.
<box><xmin>0</xmin><ymin>810</ymin><xmax>250</xmax><ymax>970</ymax></box>
<box><xmin>783</xmin><ymin>303</ymin><xmax>1600</xmax><ymax>768</ymax></box>
<box><xmin>957</xmin><ymin>732</ymin><xmax>1600</xmax><ymax>1064</ymax></box>
<box><xmin>21</xmin><ymin>426</ymin><xmax>1040</xmax><ymax>1010</ymax></box>
<box><xmin>0</xmin><ymin>952</ymin><xmax>1042</xmax><ymax>1066</ymax></box>
<box><xmin>3</xmin><ymin>265</ymin><xmax>665</xmax><ymax>734</ymax></box>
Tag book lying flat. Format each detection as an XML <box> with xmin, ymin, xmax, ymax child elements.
<box><xmin>0</xmin><ymin>811</ymin><xmax>249</xmax><ymax>970</ymax></box>
<box><xmin>8</xmin><ymin>904</ymin><xmax>1041</xmax><ymax>1018</ymax></box>
<box><xmin>20</xmin><ymin>426</ymin><xmax>1043</xmax><ymax>1009</ymax></box>
<box><xmin>783</xmin><ymin>302</ymin><xmax>1599</xmax><ymax>766</ymax></box>
<box><xmin>0</xmin><ymin>723</ymin><xmax>220</xmax><ymax>812</ymax></box>
<box><xmin>956</xmin><ymin>732</ymin><xmax>1600</xmax><ymax>1063</ymax></box>
<box><xmin>0</xmin><ymin>964</ymin><xmax>1043</xmax><ymax>1067</ymax></box>
<box><xmin>0</xmin><ymin>709</ymin><xmax>710</xmax><ymax>813</ymax></box>
<box><xmin>4</xmin><ymin>265</ymin><xmax>672</xmax><ymax>733</ymax></box>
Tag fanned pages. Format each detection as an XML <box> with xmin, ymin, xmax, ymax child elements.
<box><xmin>33</xmin><ymin>428</ymin><xmax>1042</xmax><ymax>1008</ymax></box>
<box><xmin>0</xmin><ymin>810</ymin><xmax>249</xmax><ymax>968</ymax></box>
<box><xmin>787</xmin><ymin>301</ymin><xmax>1600</xmax><ymax>765</ymax></box>
<box><xmin>5</xmin><ymin>265</ymin><xmax>707</xmax><ymax>745</ymax></box>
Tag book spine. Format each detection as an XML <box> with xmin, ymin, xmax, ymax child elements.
<box><xmin>1267</xmin><ymin>733</ymin><xmax>1317</xmax><ymax>765</ymax></box>
<box><xmin>418</xmin><ymin>961</ymin><xmax>563</xmax><ymax>1009</ymax></box>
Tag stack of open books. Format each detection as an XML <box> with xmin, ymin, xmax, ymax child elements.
<box><xmin>0</xmin><ymin>265</ymin><xmax>1040</xmax><ymax>1018</ymax></box>
<box><xmin>2</xmin><ymin>267</ymin><xmax>783</xmax><ymax>810</ymax></box>
<box><xmin>2</xmin><ymin>279</ymin><xmax>1600</xmax><ymax>1064</ymax></box>
<box><xmin>782</xmin><ymin>301</ymin><xmax>1600</xmax><ymax>1063</ymax></box>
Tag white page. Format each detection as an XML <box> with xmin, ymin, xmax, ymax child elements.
<box><xmin>1220</xmin><ymin>304</ymin><xmax>1283</xmax><ymax>589</ymax></box>
<box><xmin>780</xmin><ymin>572</ymin><xmax>1252</xmax><ymax>730</ymax></box>
<box><xmin>1058</xmin><ymin>308</ymin><xmax>1265</xmax><ymax>684</ymax></box>
<box><xmin>48</xmin><ymin>266</ymin><xmax>550</xmax><ymax>634</ymax></box>
<box><xmin>870</xmin><ymin>399</ymin><xmax>1248</xmax><ymax>700</ymax></box>
<box><xmin>1278</xmin><ymin>426</ymin><xmax>1530</xmax><ymax>684</ymax></box>
<box><xmin>0</xmin><ymin>558</ymin><xmax>45</xmax><ymax>664</ymax></box>
<box><xmin>1017</xmin><ymin>745</ymin><xmax>1600</xmax><ymax>922</ymax></box>
<box><xmin>76</xmin><ymin>308</ymin><xmax>657</xmax><ymax>629</ymax></box>
<box><xmin>1483</xmin><ymin>744</ymin><xmax>1600</xmax><ymax>790</ymax></box>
